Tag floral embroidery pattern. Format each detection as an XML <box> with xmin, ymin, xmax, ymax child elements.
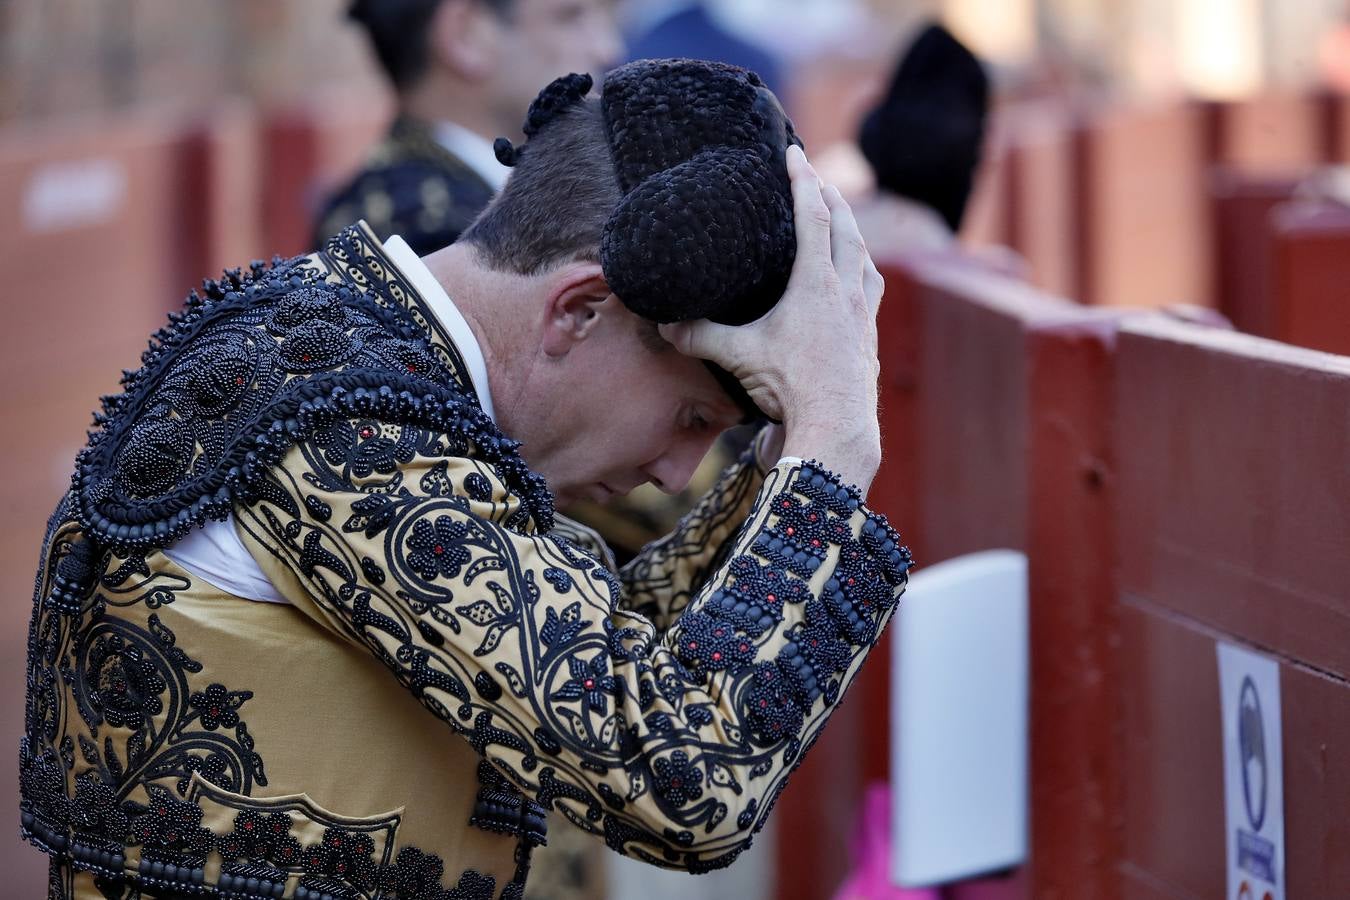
<box><xmin>551</xmin><ymin>652</ymin><xmax>618</xmax><ymax>713</ymax></box>
<box><xmin>652</xmin><ymin>750</ymin><xmax>704</xmax><ymax>808</ymax></box>
<box><xmin>406</xmin><ymin>516</ymin><xmax>472</xmax><ymax>581</ymax></box>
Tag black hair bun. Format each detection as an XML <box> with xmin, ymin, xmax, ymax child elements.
<box><xmin>598</xmin><ymin>58</ymin><xmax>800</xmax><ymax>326</ymax></box>
<box><xmin>601</xmin><ymin>148</ymin><xmax>791</xmax><ymax>325</ymax></box>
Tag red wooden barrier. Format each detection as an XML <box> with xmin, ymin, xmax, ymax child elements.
<box><xmin>913</xmin><ymin>261</ymin><xmax>1128</xmax><ymax>900</ymax></box>
<box><xmin>961</xmin><ymin>108</ymin><xmax>1015</xmax><ymax>251</ymax></box>
<box><xmin>0</xmin><ymin>107</ymin><xmax>237</xmax><ymax>898</ymax></box>
<box><xmin>184</xmin><ymin>99</ymin><xmax>268</xmax><ymax>276</ymax></box>
<box><xmin>261</xmin><ymin>87</ymin><xmax>392</xmax><ymax>255</ymax></box>
<box><xmin>1207</xmin><ymin>169</ymin><xmax>1298</xmax><ymax>336</ymax></box>
<box><xmin>1074</xmin><ymin>103</ymin><xmax>1210</xmax><ymax>310</ymax></box>
<box><xmin>1198</xmin><ymin>93</ymin><xmax>1327</xmax><ymax>173</ymax></box>
<box><xmin>773</xmin><ymin>255</ymin><xmax>1135</xmax><ymax>900</ymax></box>
<box><xmin>1267</xmin><ymin>199</ymin><xmax>1350</xmax><ymax>356</ymax></box>
<box><xmin>1003</xmin><ymin>104</ymin><xmax>1078</xmax><ymax>299</ymax></box>
<box><xmin>1115</xmin><ymin>318</ymin><xmax>1350</xmax><ymax>898</ymax></box>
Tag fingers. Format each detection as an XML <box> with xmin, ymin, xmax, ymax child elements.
<box><xmin>786</xmin><ymin>145</ymin><xmax>832</xmax><ymax>269</ymax></box>
<box><xmin>822</xmin><ymin>185</ymin><xmax>867</xmax><ymax>292</ymax></box>
<box><xmin>658</xmin><ymin>319</ymin><xmax>741</xmax><ymax>366</ymax></box>
<box><xmin>863</xmin><ymin>256</ymin><xmax>885</xmax><ymax>315</ymax></box>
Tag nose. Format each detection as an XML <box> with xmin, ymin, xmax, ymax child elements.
<box><xmin>643</xmin><ymin>434</ymin><xmax>715</xmax><ymax>495</ymax></box>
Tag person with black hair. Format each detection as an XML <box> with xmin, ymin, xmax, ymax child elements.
<box><xmin>852</xmin><ymin>23</ymin><xmax>990</xmax><ymax>256</ymax></box>
<box><xmin>20</xmin><ymin>61</ymin><xmax>908</xmax><ymax>899</ymax></box>
<box><xmin>315</xmin><ymin>0</ymin><xmax>622</xmax><ymax>256</ymax></box>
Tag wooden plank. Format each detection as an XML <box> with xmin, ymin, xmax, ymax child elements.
<box><xmin>1076</xmin><ymin>103</ymin><xmax>1209</xmax><ymax>309</ymax></box>
<box><xmin>1200</xmin><ymin>94</ymin><xmax>1326</xmax><ymax>173</ymax></box>
<box><xmin>913</xmin><ymin>260</ymin><xmax>1131</xmax><ymax>899</ymax></box>
<box><xmin>1207</xmin><ymin>169</ymin><xmax>1298</xmax><ymax>336</ymax></box>
<box><xmin>1116</xmin><ymin>317</ymin><xmax>1350</xmax><ymax>681</ymax></box>
<box><xmin>1268</xmin><ymin>200</ymin><xmax>1350</xmax><ymax>355</ymax></box>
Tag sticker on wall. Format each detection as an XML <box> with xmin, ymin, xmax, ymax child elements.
<box><xmin>23</xmin><ymin>158</ymin><xmax>127</xmax><ymax>233</ymax></box>
<box><xmin>1217</xmin><ymin>642</ymin><xmax>1284</xmax><ymax>900</ymax></box>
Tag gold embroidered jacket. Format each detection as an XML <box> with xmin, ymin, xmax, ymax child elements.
<box><xmin>20</xmin><ymin>223</ymin><xmax>911</xmax><ymax>899</ymax></box>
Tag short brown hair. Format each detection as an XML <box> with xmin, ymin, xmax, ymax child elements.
<box><xmin>460</xmin><ymin>98</ymin><xmax>622</xmax><ymax>276</ymax></box>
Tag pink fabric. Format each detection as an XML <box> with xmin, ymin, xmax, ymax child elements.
<box><xmin>831</xmin><ymin>783</ymin><xmax>941</xmax><ymax>900</ymax></box>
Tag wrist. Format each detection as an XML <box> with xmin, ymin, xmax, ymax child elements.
<box><xmin>781</xmin><ymin>422</ymin><xmax>880</xmax><ymax>496</ymax></box>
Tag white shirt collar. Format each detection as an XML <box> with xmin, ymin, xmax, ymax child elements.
<box><xmin>381</xmin><ymin>234</ymin><xmax>496</xmax><ymax>422</ymax></box>
<box><xmin>434</xmin><ymin>121</ymin><xmax>510</xmax><ymax>192</ymax></box>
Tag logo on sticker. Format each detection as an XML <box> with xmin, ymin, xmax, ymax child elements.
<box><xmin>1238</xmin><ymin>675</ymin><xmax>1266</xmax><ymax>832</ymax></box>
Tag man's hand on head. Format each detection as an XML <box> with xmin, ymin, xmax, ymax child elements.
<box><xmin>660</xmin><ymin>145</ymin><xmax>884</xmax><ymax>494</ymax></box>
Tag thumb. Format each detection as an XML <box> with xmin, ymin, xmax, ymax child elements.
<box><xmin>658</xmin><ymin>318</ymin><xmax>741</xmax><ymax>365</ymax></box>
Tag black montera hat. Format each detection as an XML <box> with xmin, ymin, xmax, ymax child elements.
<box><xmin>859</xmin><ymin>23</ymin><xmax>989</xmax><ymax>232</ymax></box>
<box><xmin>495</xmin><ymin>59</ymin><xmax>804</xmax><ymax>420</ymax></box>
<box><xmin>497</xmin><ymin>59</ymin><xmax>803</xmax><ymax>329</ymax></box>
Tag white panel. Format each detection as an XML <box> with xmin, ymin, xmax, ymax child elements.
<box><xmin>604</xmin><ymin>817</ymin><xmax>774</xmax><ymax>900</ymax></box>
<box><xmin>890</xmin><ymin>549</ymin><xmax>1028</xmax><ymax>887</ymax></box>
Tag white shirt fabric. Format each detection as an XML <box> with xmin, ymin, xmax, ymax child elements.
<box><xmin>433</xmin><ymin>121</ymin><xmax>510</xmax><ymax>192</ymax></box>
<box><xmin>163</xmin><ymin>236</ymin><xmax>495</xmax><ymax>604</ymax></box>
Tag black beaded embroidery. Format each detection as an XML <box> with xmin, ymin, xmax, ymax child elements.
<box><xmin>71</xmin><ymin>228</ymin><xmax>554</xmax><ymax>558</ymax></box>
<box><xmin>468</xmin><ymin>760</ymin><xmax>548</xmax><ymax>847</ymax></box>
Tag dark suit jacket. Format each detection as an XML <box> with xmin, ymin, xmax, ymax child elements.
<box><xmin>314</xmin><ymin>117</ymin><xmax>495</xmax><ymax>256</ymax></box>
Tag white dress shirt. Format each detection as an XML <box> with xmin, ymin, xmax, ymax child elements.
<box><xmin>434</xmin><ymin>121</ymin><xmax>510</xmax><ymax>192</ymax></box>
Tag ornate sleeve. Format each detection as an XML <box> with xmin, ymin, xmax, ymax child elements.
<box><xmin>618</xmin><ymin>439</ymin><xmax>767</xmax><ymax>633</ymax></box>
<box><xmin>236</xmin><ymin>419</ymin><xmax>910</xmax><ymax>871</ymax></box>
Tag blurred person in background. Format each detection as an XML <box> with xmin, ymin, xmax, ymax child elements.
<box><xmin>623</xmin><ymin>0</ymin><xmax>784</xmax><ymax>96</ymax></box>
<box><xmin>19</xmin><ymin>59</ymin><xmax>909</xmax><ymax>900</ymax></box>
<box><xmin>314</xmin><ymin>0</ymin><xmax>623</xmax><ymax>255</ymax></box>
<box><xmin>848</xmin><ymin>23</ymin><xmax>990</xmax><ymax>258</ymax></box>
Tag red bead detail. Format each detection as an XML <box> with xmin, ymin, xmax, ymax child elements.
<box><xmin>407</xmin><ymin>364</ymin><xmax>417</xmax><ymax>373</ymax></box>
<box><xmin>759</xmin><ymin>699</ymin><xmax>768</xmax><ymax>708</ymax></box>
<box><xmin>234</xmin><ymin>376</ymin><xmax>244</xmax><ymax>386</ymax></box>
<box><xmin>671</xmin><ymin>778</ymin><xmax>683</xmax><ymax>788</ymax></box>
<box><xmin>781</xmin><ymin>500</ymin><xmax>792</xmax><ymax>508</ymax></box>
<box><xmin>712</xmin><ymin>652</ymin><xmax>723</xmax><ymax>661</ymax></box>
<box><xmin>243</xmin><ymin>821</ymin><xmax>253</xmax><ymax>831</ymax></box>
<box><xmin>433</xmin><ymin>545</ymin><xmax>444</xmax><ymax>555</ymax></box>
<box><xmin>583</xmin><ymin>678</ymin><xmax>595</xmax><ymax>690</ymax></box>
<box><xmin>811</xmin><ymin>539</ymin><xmax>821</xmax><ymax>547</ymax></box>
<box><xmin>360</xmin><ymin>427</ymin><xmax>374</xmax><ymax>438</ymax></box>
<box><xmin>766</xmin><ymin>593</ymin><xmax>776</xmax><ymax>603</ymax></box>
<box><xmin>785</xmin><ymin>527</ymin><xmax>795</xmax><ymax>536</ymax></box>
<box><xmin>301</xmin><ymin>354</ymin><xmax>311</xmax><ymax>362</ymax></box>
<box><xmin>739</xmin><ymin>643</ymin><xmax>749</xmax><ymax>652</ymax></box>
<box><xmin>847</xmin><ymin>578</ymin><xmax>856</xmax><ymax>585</ymax></box>
<box><xmin>687</xmin><ymin>641</ymin><xmax>698</xmax><ymax>650</ymax></box>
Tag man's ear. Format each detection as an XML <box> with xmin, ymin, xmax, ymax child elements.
<box><xmin>427</xmin><ymin>0</ymin><xmax>498</xmax><ymax>81</ymax></box>
<box><xmin>541</xmin><ymin>264</ymin><xmax>614</xmax><ymax>357</ymax></box>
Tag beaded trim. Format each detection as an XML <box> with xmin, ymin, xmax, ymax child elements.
<box><xmin>71</xmin><ymin>233</ymin><xmax>554</xmax><ymax>557</ymax></box>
